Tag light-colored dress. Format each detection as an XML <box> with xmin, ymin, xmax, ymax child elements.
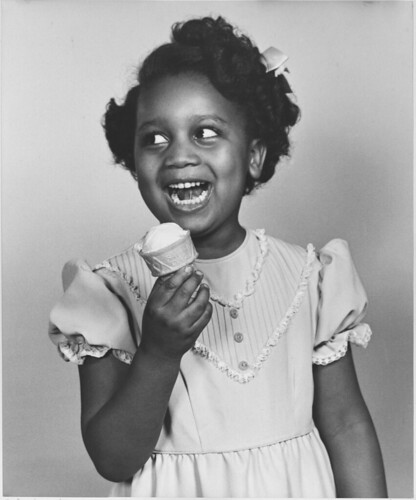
<box><xmin>48</xmin><ymin>229</ymin><xmax>372</xmax><ymax>498</ymax></box>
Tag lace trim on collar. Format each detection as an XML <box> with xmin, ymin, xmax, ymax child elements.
<box><xmin>192</xmin><ymin>243</ymin><xmax>316</xmax><ymax>383</ymax></box>
<box><xmin>208</xmin><ymin>229</ymin><xmax>268</xmax><ymax>309</ymax></box>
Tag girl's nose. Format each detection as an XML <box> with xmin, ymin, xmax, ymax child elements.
<box><xmin>164</xmin><ymin>138</ymin><xmax>200</xmax><ymax>169</ymax></box>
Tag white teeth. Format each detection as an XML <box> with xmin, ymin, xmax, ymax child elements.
<box><xmin>169</xmin><ymin>181</ymin><xmax>202</xmax><ymax>189</ymax></box>
<box><xmin>170</xmin><ymin>189</ymin><xmax>209</xmax><ymax>206</ymax></box>
<box><xmin>167</xmin><ymin>180</ymin><xmax>210</xmax><ymax>207</ymax></box>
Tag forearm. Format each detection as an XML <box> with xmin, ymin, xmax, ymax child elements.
<box><xmin>319</xmin><ymin>409</ymin><xmax>387</xmax><ymax>497</ymax></box>
<box><xmin>313</xmin><ymin>350</ymin><xmax>388</xmax><ymax>498</ymax></box>
<box><xmin>83</xmin><ymin>347</ymin><xmax>181</xmax><ymax>482</ymax></box>
<box><xmin>79</xmin><ymin>267</ymin><xmax>211</xmax><ymax>483</ymax></box>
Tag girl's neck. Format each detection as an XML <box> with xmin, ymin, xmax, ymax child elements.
<box><xmin>192</xmin><ymin>224</ymin><xmax>246</xmax><ymax>260</ymax></box>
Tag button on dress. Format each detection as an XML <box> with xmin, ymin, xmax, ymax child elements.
<box><xmin>48</xmin><ymin>229</ymin><xmax>372</xmax><ymax>497</ymax></box>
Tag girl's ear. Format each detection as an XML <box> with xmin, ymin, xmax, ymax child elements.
<box><xmin>248</xmin><ymin>139</ymin><xmax>267</xmax><ymax>180</ymax></box>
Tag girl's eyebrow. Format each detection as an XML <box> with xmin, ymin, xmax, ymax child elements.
<box><xmin>136</xmin><ymin>114</ymin><xmax>228</xmax><ymax>132</ymax></box>
<box><xmin>197</xmin><ymin>114</ymin><xmax>228</xmax><ymax>125</ymax></box>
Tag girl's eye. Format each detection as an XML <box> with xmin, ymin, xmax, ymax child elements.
<box><xmin>141</xmin><ymin>133</ymin><xmax>168</xmax><ymax>147</ymax></box>
<box><xmin>195</xmin><ymin>127</ymin><xmax>219</xmax><ymax>141</ymax></box>
<box><xmin>152</xmin><ymin>133</ymin><xmax>168</xmax><ymax>145</ymax></box>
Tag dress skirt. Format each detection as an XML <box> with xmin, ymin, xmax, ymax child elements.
<box><xmin>109</xmin><ymin>427</ymin><xmax>335</xmax><ymax>498</ymax></box>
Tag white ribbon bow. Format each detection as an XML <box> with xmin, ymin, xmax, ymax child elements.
<box><xmin>261</xmin><ymin>46</ymin><xmax>288</xmax><ymax>76</ymax></box>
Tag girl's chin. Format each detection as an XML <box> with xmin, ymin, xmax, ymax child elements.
<box><xmin>170</xmin><ymin>217</ymin><xmax>211</xmax><ymax>235</ymax></box>
<box><xmin>164</xmin><ymin>207</ymin><xmax>213</xmax><ymax>233</ymax></box>
<box><xmin>160</xmin><ymin>214</ymin><xmax>217</xmax><ymax>240</ymax></box>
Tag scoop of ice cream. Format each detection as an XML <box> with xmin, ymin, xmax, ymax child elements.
<box><xmin>137</xmin><ymin>223</ymin><xmax>198</xmax><ymax>277</ymax></box>
<box><xmin>141</xmin><ymin>223</ymin><xmax>187</xmax><ymax>253</ymax></box>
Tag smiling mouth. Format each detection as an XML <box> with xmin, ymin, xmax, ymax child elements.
<box><xmin>167</xmin><ymin>181</ymin><xmax>211</xmax><ymax>207</ymax></box>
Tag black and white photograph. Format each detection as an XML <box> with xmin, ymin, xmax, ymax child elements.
<box><xmin>2</xmin><ymin>0</ymin><xmax>413</xmax><ymax>497</ymax></box>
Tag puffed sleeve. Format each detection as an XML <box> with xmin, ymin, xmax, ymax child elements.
<box><xmin>48</xmin><ymin>259</ymin><xmax>137</xmax><ymax>365</ymax></box>
<box><xmin>312</xmin><ymin>239</ymin><xmax>372</xmax><ymax>365</ymax></box>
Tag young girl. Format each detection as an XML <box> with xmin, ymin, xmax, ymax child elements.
<box><xmin>49</xmin><ymin>16</ymin><xmax>387</xmax><ymax>498</ymax></box>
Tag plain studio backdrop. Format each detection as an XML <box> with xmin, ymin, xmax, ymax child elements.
<box><xmin>1</xmin><ymin>0</ymin><xmax>413</xmax><ymax>497</ymax></box>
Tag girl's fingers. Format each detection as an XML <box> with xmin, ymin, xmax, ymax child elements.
<box><xmin>183</xmin><ymin>283</ymin><xmax>213</xmax><ymax>330</ymax></box>
<box><xmin>149</xmin><ymin>265</ymin><xmax>195</xmax><ymax>307</ymax></box>
<box><xmin>168</xmin><ymin>269</ymin><xmax>205</xmax><ymax>310</ymax></box>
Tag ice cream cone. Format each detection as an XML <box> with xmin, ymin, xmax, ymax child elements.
<box><xmin>136</xmin><ymin>223</ymin><xmax>198</xmax><ymax>277</ymax></box>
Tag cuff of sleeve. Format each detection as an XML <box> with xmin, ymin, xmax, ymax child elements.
<box><xmin>55</xmin><ymin>332</ymin><xmax>133</xmax><ymax>366</ymax></box>
<box><xmin>312</xmin><ymin>323</ymin><xmax>372</xmax><ymax>365</ymax></box>
<box><xmin>57</xmin><ymin>334</ymin><xmax>110</xmax><ymax>365</ymax></box>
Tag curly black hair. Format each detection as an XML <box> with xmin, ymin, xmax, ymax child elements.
<box><xmin>103</xmin><ymin>16</ymin><xmax>300</xmax><ymax>194</ymax></box>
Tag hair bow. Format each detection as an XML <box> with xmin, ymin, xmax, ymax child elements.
<box><xmin>261</xmin><ymin>46</ymin><xmax>296</xmax><ymax>102</ymax></box>
<box><xmin>261</xmin><ymin>46</ymin><xmax>288</xmax><ymax>76</ymax></box>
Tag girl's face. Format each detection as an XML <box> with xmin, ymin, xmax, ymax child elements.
<box><xmin>134</xmin><ymin>73</ymin><xmax>264</xmax><ymax>248</ymax></box>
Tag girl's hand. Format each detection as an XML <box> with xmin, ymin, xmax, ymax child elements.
<box><xmin>141</xmin><ymin>265</ymin><xmax>212</xmax><ymax>361</ymax></box>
